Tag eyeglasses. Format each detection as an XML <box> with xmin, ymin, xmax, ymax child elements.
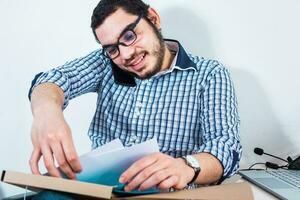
<box><xmin>102</xmin><ymin>14</ymin><xmax>143</xmax><ymax>60</ymax></box>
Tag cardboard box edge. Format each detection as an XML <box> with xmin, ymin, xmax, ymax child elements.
<box><xmin>2</xmin><ymin>170</ymin><xmax>254</xmax><ymax>200</ymax></box>
<box><xmin>1</xmin><ymin>170</ymin><xmax>113</xmax><ymax>199</ymax></box>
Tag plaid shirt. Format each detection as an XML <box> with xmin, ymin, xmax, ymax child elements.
<box><xmin>29</xmin><ymin>39</ymin><xmax>242</xmax><ymax>179</ymax></box>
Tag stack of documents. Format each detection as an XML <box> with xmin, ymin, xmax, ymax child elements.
<box><xmin>76</xmin><ymin>138</ymin><xmax>160</xmax><ymax>194</ymax></box>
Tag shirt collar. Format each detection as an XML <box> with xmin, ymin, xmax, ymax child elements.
<box><xmin>111</xmin><ymin>39</ymin><xmax>196</xmax><ymax>86</ymax></box>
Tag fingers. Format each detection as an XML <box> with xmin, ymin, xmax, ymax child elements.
<box><xmin>30</xmin><ymin>139</ymin><xmax>80</xmax><ymax>179</ymax></box>
<box><xmin>30</xmin><ymin>108</ymin><xmax>80</xmax><ymax>179</ymax></box>
<box><xmin>124</xmin><ymin>159</ymin><xmax>170</xmax><ymax>191</ymax></box>
<box><xmin>50</xmin><ymin>141</ymin><xmax>76</xmax><ymax>179</ymax></box>
<box><xmin>138</xmin><ymin>169</ymin><xmax>173</xmax><ymax>191</ymax></box>
<box><xmin>120</xmin><ymin>153</ymin><xmax>185</xmax><ymax>191</ymax></box>
<box><xmin>119</xmin><ymin>153</ymin><xmax>159</xmax><ymax>184</ymax></box>
<box><xmin>41</xmin><ymin>144</ymin><xmax>61</xmax><ymax>177</ymax></box>
<box><xmin>158</xmin><ymin>175</ymin><xmax>179</xmax><ymax>190</ymax></box>
<box><xmin>61</xmin><ymin>137</ymin><xmax>82</xmax><ymax>173</ymax></box>
<box><xmin>120</xmin><ymin>153</ymin><xmax>190</xmax><ymax>191</ymax></box>
<box><xmin>29</xmin><ymin>148</ymin><xmax>42</xmax><ymax>175</ymax></box>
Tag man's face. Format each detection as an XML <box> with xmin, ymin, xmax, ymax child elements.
<box><xmin>95</xmin><ymin>8</ymin><xmax>165</xmax><ymax>79</ymax></box>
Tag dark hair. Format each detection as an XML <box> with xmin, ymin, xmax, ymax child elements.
<box><xmin>91</xmin><ymin>0</ymin><xmax>150</xmax><ymax>43</ymax></box>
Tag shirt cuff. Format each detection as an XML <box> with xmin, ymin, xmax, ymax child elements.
<box><xmin>197</xmin><ymin>139</ymin><xmax>241</xmax><ymax>181</ymax></box>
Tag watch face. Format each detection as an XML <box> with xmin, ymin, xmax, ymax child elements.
<box><xmin>186</xmin><ymin>155</ymin><xmax>200</xmax><ymax>168</ymax></box>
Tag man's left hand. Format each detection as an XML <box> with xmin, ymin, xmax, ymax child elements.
<box><xmin>119</xmin><ymin>152</ymin><xmax>195</xmax><ymax>191</ymax></box>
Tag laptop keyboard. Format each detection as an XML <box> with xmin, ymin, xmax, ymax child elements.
<box><xmin>266</xmin><ymin>170</ymin><xmax>300</xmax><ymax>188</ymax></box>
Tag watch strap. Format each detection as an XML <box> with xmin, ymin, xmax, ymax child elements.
<box><xmin>189</xmin><ymin>167</ymin><xmax>201</xmax><ymax>184</ymax></box>
<box><xmin>182</xmin><ymin>156</ymin><xmax>201</xmax><ymax>184</ymax></box>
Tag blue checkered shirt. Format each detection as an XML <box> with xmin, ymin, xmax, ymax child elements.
<box><xmin>29</xmin><ymin>40</ymin><xmax>241</xmax><ymax>180</ymax></box>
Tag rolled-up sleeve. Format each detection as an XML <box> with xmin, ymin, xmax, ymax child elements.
<box><xmin>198</xmin><ymin>62</ymin><xmax>242</xmax><ymax>180</ymax></box>
<box><xmin>28</xmin><ymin>49</ymin><xmax>106</xmax><ymax>109</ymax></box>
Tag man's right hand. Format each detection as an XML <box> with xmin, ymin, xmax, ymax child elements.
<box><xmin>29</xmin><ymin>83</ymin><xmax>82</xmax><ymax>179</ymax></box>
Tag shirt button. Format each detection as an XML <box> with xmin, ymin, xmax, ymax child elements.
<box><xmin>131</xmin><ymin>135</ymin><xmax>137</xmax><ymax>141</ymax></box>
<box><xmin>141</xmin><ymin>80</ymin><xmax>147</xmax><ymax>85</ymax></box>
<box><xmin>135</xmin><ymin>102</ymin><xmax>142</xmax><ymax>117</ymax></box>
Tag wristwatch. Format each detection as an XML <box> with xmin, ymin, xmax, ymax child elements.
<box><xmin>182</xmin><ymin>155</ymin><xmax>201</xmax><ymax>184</ymax></box>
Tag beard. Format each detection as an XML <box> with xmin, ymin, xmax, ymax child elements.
<box><xmin>127</xmin><ymin>21</ymin><xmax>166</xmax><ymax>80</ymax></box>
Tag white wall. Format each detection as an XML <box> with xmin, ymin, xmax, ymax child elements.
<box><xmin>1</xmin><ymin>0</ymin><xmax>299</xmax><ymax>198</ymax></box>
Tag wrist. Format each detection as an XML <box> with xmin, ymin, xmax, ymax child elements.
<box><xmin>181</xmin><ymin>155</ymin><xmax>201</xmax><ymax>184</ymax></box>
<box><xmin>33</xmin><ymin>106</ymin><xmax>63</xmax><ymax>119</ymax></box>
<box><xmin>31</xmin><ymin>83</ymin><xmax>64</xmax><ymax>117</ymax></box>
<box><xmin>176</xmin><ymin>158</ymin><xmax>195</xmax><ymax>184</ymax></box>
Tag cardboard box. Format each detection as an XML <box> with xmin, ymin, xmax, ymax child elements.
<box><xmin>1</xmin><ymin>170</ymin><xmax>254</xmax><ymax>200</ymax></box>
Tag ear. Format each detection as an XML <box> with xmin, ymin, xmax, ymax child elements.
<box><xmin>146</xmin><ymin>7</ymin><xmax>161</xmax><ymax>29</ymax></box>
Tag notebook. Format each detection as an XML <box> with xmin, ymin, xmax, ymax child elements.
<box><xmin>239</xmin><ymin>169</ymin><xmax>300</xmax><ymax>200</ymax></box>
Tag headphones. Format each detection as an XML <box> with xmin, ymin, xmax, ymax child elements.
<box><xmin>253</xmin><ymin>147</ymin><xmax>300</xmax><ymax>170</ymax></box>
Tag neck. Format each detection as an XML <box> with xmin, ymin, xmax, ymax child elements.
<box><xmin>160</xmin><ymin>45</ymin><xmax>176</xmax><ymax>72</ymax></box>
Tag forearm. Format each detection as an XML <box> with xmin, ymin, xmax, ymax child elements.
<box><xmin>31</xmin><ymin>83</ymin><xmax>65</xmax><ymax>117</ymax></box>
<box><xmin>193</xmin><ymin>153</ymin><xmax>223</xmax><ymax>184</ymax></box>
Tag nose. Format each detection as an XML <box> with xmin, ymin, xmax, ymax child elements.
<box><xmin>119</xmin><ymin>45</ymin><xmax>135</xmax><ymax>60</ymax></box>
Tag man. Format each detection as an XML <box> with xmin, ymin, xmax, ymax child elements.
<box><xmin>28</xmin><ymin>0</ymin><xmax>241</xmax><ymax>197</ymax></box>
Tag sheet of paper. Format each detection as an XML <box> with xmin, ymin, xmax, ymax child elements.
<box><xmin>57</xmin><ymin>139</ymin><xmax>124</xmax><ymax>178</ymax></box>
<box><xmin>80</xmin><ymin>138</ymin><xmax>124</xmax><ymax>158</ymax></box>
<box><xmin>76</xmin><ymin>138</ymin><xmax>159</xmax><ymax>186</ymax></box>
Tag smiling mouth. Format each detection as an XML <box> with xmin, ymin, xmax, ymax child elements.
<box><xmin>128</xmin><ymin>53</ymin><xmax>146</xmax><ymax>71</ymax></box>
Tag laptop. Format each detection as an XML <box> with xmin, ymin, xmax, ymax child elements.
<box><xmin>239</xmin><ymin>169</ymin><xmax>300</xmax><ymax>200</ymax></box>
